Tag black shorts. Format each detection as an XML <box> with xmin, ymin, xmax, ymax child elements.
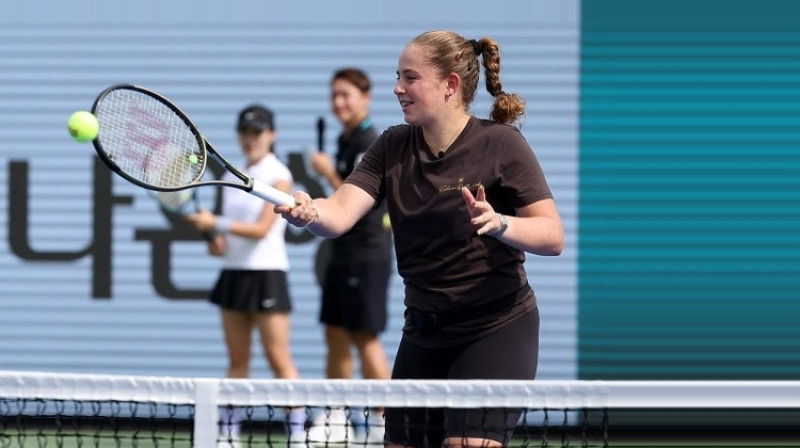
<box><xmin>319</xmin><ymin>261</ymin><xmax>391</xmax><ymax>333</ymax></box>
<box><xmin>210</xmin><ymin>270</ymin><xmax>291</xmax><ymax>313</ymax></box>
<box><xmin>385</xmin><ymin>307</ymin><xmax>540</xmax><ymax>448</ymax></box>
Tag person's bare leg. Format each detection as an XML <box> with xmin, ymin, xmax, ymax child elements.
<box><xmin>325</xmin><ymin>325</ymin><xmax>355</xmax><ymax>379</ymax></box>
<box><xmin>444</xmin><ymin>437</ymin><xmax>504</xmax><ymax>448</ymax></box>
<box><xmin>350</xmin><ymin>330</ymin><xmax>390</xmax><ymax>380</ymax></box>
<box><xmin>310</xmin><ymin>326</ymin><xmax>355</xmax><ymax>443</ymax></box>
<box><xmin>351</xmin><ymin>330</ymin><xmax>390</xmax><ymax>444</ymax></box>
<box><xmin>219</xmin><ymin>309</ymin><xmax>254</xmax><ymax>442</ymax></box>
<box><xmin>388</xmin><ymin>438</ymin><xmax>505</xmax><ymax>448</ymax></box>
<box><xmin>254</xmin><ymin>311</ymin><xmax>298</xmax><ymax>379</ymax></box>
<box><xmin>254</xmin><ymin>311</ymin><xmax>304</xmax><ymax>439</ymax></box>
<box><xmin>221</xmin><ymin>309</ymin><xmax>254</xmax><ymax>379</ymax></box>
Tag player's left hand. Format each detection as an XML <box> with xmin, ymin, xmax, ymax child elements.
<box><xmin>462</xmin><ymin>185</ymin><xmax>501</xmax><ymax>236</ymax></box>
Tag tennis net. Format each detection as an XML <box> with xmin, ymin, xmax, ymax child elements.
<box><xmin>1</xmin><ymin>370</ymin><xmax>799</xmax><ymax>448</ymax></box>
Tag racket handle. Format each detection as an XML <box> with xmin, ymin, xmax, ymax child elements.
<box><xmin>250</xmin><ymin>178</ymin><xmax>296</xmax><ymax>207</ymax></box>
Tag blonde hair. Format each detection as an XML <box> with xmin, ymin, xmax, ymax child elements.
<box><xmin>410</xmin><ymin>30</ymin><xmax>525</xmax><ymax>125</ymax></box>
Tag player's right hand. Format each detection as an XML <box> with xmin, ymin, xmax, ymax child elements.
<box><xmin>276</xmin><ymin>192</ymin><xmax>317</xmax><ymax>228</ymax></box>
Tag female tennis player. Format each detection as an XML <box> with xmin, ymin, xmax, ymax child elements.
<box><xmin>187</xmin><ymin>105</ymin><xmax>305</xmax><ymax>446</ymax></box>
<box><xmin>277</xmin><ymin>30</ymin><xmax>564</xmax><ymax>448</ymax></box>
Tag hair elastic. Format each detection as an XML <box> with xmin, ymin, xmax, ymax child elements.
<box><xmin>469</xmin><ymin>39</ymin><xmax>483</xmax><ymax>56</ymax></box>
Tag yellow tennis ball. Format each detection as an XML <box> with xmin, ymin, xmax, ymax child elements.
<box><xmin>188</xmin><ymin>154</ymin><xmax>199</xmax><ymax>164</ymax></box>
<box><xmin>382</xmin><ymin>212</ymin><xmax>391</xmax><ymax>231</ymax></box>
<box><xmin>67</xmin><ymin>111</ymin><xmax>99</xmax><ymax>143</ymax></box>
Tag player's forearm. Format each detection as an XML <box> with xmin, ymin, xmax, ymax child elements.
<box><xmin>306</xmin><ymin>184</ymin><xmax>374</xmax><ymax>238</ymax></box>
<box><xmin>305</xmin><ymin>197</ymin><xmax>356</xmax><ymax>238</ymax></box>
<box><xmin>495</xmin><ymin>215</ymin><xmax>564</xmax><ymax>256</ymax></box>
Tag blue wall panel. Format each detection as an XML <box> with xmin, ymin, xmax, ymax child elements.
<box><xmin>0</xmin><ymin>0</ymin><xmax>580</xmax><ymax>379</ymax></box>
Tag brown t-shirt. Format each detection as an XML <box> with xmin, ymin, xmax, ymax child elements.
<box><xmin>344</xmin><ymin>116</ymin><xmax>553</xmax><ymax>347</ymax></box>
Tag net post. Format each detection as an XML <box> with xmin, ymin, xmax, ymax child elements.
<box><xmin>194</xmin><ymin>378</ymin><xmax>221</xmax><ymax>448</ymax></box>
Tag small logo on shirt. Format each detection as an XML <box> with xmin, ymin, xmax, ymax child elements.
<box><xmin>439</xmin><ymin>177</ymin><xmax>483</xmax><ymax>193</ymax></box>
<box><xmin>262</xmin><ymin>298</ymin><xmax>278</xmax><ymax>309</ymax></box>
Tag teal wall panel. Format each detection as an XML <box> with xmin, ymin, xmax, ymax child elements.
<box><xmin>579</xmin><ymin>0</ymin><xmax>800</xmax><ymax>378</ymax></box>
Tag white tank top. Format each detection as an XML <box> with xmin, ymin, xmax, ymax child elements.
<box><xmin>221</xmin><ymin>153</ymin><xmax>291</xmax><ymax>270</ymax></box>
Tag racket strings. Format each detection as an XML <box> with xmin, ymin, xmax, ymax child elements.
<box><xmin>94</xmin><ymin>88</ymin><xmax>204</xmax><ymax>189</ymax></box>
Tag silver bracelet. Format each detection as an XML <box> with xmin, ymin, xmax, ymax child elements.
<box><xmin>492</xmin><ymin>213</ymin><xmax>509</xmax><ymax>238</ymax></box>
<box><xmin>304</xmin><ymin>201</ymin><xmax>321</xmax><ymax>228</ymax></box>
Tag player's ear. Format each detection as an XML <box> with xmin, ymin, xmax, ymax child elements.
<box><xmin>446</xmin><ymin>72</ymin><xmax>461</xmax><ymax>96</ymax></box>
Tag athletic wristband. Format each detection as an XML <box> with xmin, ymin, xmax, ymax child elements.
<box><xmin>213</xmin><ymin>216</ymin><xmax>232</xmax><ymax>234</ymax></box>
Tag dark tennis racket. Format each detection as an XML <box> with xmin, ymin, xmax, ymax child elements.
<box><xmin>90</xmin><ymin>84</ymin><xmax>296</xmax><ymax>207</ymax></box>
<box><xmin>150</xmin><ymin>189</ymin><xmax>214</xmax><ymax>241</ymax></box>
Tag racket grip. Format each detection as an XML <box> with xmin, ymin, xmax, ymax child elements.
<box><xmin>250</xmin><ymin>178</ymin><xmax>296</xmax><ymax>207</ymax></box>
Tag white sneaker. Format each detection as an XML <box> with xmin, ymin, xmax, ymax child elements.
<box><xmin>363</xmin><ymin>424</ymin><xmax>384</xmax><ymax>446</ymax></box>
<box><xmin>307</xmin><ymin>408</ymin><xmax>354</xmax><ymax>446</ymax></box>
<box><xmin>364</xmin><ymin>414</ymin><xmax>385</xmax><ymax>446</ymax></box>
<box><xmin>288</xmin><ymin>430</ymin><xmax>307</xmax><ymax>446</ymax></box>
<box><xmin>217</xmin><ymin>440</ymin><xmax>241</xmax><ymax>448</ymax></box>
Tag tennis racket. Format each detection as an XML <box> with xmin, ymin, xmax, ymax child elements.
<box><xmin>90</xmin><ymin>83</ymin><xmax>296</xmax><ymax>207</ymax></box>
<box><xmin>150</xmin><ymin>189</ymin><xmax>214</xmax><ymax>241</ymax></box>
